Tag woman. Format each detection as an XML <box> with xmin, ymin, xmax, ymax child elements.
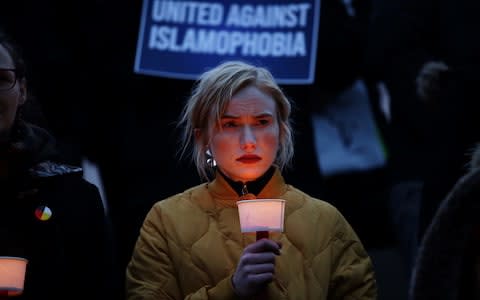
<box><xmin>0</xmin><ymin>30</ymin><xmax>114</xmax><ymax>299</ymax></box>
<box><xmin>126</xmin><ymin>61</ymin><xmax>377</xmax><ymax>299</ymax></box>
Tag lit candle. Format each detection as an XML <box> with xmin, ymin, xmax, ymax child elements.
<box><xmin>237</xmin><ymin>199</ymin><xmax>285</xmax><ymax>240</ymax></box>
<box><xmin>0</xmin><ymin>256</ymin><xmax>28</xmax><ymax>297</ymax></box>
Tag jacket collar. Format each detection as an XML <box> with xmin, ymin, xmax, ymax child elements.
<box><xmin>217</xmin><ymin>166</ymin><xmax>275</xmax><ymax>197</ymax></box>
<box><xmin>207</xmin><ymin>167</ymin><xmax>288</xmax><ymax>204</ymax></box>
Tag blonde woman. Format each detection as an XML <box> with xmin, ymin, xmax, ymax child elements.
<box><xmin>126</xmin><ymin>61</ymin><xmax>377</xmax><ymax>299</ymax></box>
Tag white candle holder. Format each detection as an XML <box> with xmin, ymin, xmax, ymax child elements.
<box><xmin>0</xmin><ymin>256</ymin><xmax>28</xmax><ymax>296</ymax></box>
<box><xmin>237</xmin><ymin>199</ymin><xmax>286</xmax><ymax>234</ymax></box>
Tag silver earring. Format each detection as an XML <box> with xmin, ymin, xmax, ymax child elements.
<box><xmin>206</xmin><ymin>149</ymin><xmax>216</xmax><ymax>168</ymax></box>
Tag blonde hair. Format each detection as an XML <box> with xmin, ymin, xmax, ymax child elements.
<box><xmin>177</xmin><ymin>60</ymin><xmax>294</xmax><ymax>181</ymax></box>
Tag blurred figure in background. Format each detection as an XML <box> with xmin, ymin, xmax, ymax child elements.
<box><xmin>0</xmin><ymin>29</ymin><xmax>115</xmax><ymax>299</ymax></box>
<box><xmin>410</xmin><ymin>144</ymin><xmax>480</xmax><ymax>300</ymax></box>
<box><xmin>0</xmin><ymin>3</ymin><xmax>200</xmax><ymax>296</ymax></box>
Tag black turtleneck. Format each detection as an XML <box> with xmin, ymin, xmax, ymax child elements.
<box><xmin>218</xmin><ymin>166</ymin><xmax>275</xmax><ymax>196</ymax></box>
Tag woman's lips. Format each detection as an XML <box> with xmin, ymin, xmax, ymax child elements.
<box><xmin>237</xmin><ymin>155</ymin><xmax>261</xmax><ymax>164</ymax></box>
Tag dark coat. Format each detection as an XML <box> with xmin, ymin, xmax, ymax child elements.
<box><xmin>410</xmin><ymin>144</ymin><xmax>480</xmax><ymax>299</ymax></box>
<box><xmin>0</xmin><ymin>122</ymin><xmax>115</xmax><ymax>299</ymax></box>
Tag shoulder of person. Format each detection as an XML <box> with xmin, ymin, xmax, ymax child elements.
<box><xmin>29</xmin><ymin>160</ymin><xmax>103</xmax><ymax>208</ymax></box>
<box><xmin>284</xmin><ymin>187</ymin><xmax>347</xmax><ymax>230</ymax></box>
<box><xmin>469</xmin><ymin>143</ymin><xmax>480</xmax><ymax>172</ymax></box>
<box><xmin>286</xmin><ymin>185</ymin><xmax>340</xmax><ymax>214</ymax></box>
<box><xmin>151</xmin><ymin>183</ymin><xmax>209</xmax><ymax>213</ymax></box>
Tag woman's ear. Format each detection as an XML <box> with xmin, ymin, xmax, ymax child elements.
<box><xmin>194</xmin><ymin>128</ymin><xmax>204</xmax><ymax>143</ymax></box>
<box><xmin>18</xmin><ymin>78</ymin><xmax>27</xmax><ymax>105</ymax></box>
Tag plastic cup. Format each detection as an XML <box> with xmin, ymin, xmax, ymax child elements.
<box><xmin>0</xmin><ymin>256</ymin><xmax>28</xmax><ymax>296</ymax></box>
<box><xmin>237</xmin><ymin>199</ymin><xmax>286</xmax><ymax>233</ymax></box>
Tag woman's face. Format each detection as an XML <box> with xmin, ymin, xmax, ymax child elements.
<box><xmin>209</xmin><ymin>84</ymin><xmax>280</xmax><ymax>183</ymax></box>
<box><xmin>0</xmin><ymin>44</ymin><xmax>26</xmax><ymax>140</ymax></box>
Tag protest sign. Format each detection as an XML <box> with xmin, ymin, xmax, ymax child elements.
<box><xmin>135</xmin><ymin>0</ymin><xmax>320</xmax><ymax>84</ymax></box>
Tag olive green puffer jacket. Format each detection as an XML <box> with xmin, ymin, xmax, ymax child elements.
<box><xmin>126</xmin><ymin>169</ymin><xmax>377</xmax><ymax>299</ymax></box>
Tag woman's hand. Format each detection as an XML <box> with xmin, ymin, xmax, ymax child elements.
<box><xmin>232</xmin><ymin>239</ymin><xmax>282</xmax><ymax>297</ymax></box>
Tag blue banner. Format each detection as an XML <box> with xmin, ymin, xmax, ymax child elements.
<box><xmin>134</xmin><ymin>0</ymin><xmax>320</xmax><ymax>84</ymax></box>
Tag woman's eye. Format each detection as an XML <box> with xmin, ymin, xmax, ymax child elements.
<box><xmin>222</xmin><ymin>121</ymin><xmax>237</xmax><ymax>128</ymax></box>
<box><xmin>257</xmin><ymin>119</ymin><xmax>270</xmax><ymax>126</ymax></box>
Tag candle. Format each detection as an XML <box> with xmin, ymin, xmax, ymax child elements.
<box><xmin>0</xmin><ymin>256</ymin><xmax>28</xmax><ymax>296</ymax></box>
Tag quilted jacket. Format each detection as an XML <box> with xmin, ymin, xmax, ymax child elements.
<box><xmin>126</xmin><ymin>169</ymin><xmax>377</xmax><ymax>299</ymax></box>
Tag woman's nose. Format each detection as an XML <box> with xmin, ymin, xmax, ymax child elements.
<box><xmin>240</xmin><ymin>126</ymin><xmax>256</xmax><ymax>151</ymax></box>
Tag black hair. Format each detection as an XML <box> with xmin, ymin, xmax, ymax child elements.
<box><xmin>0</xmin><ymin>28</ymin><xmax>49</xmax><ymax>129</ymax></box>
<box><xmin>0</xmin><ymin>29</ymin><xmax>26</xmax><ymax>79</ymax></box>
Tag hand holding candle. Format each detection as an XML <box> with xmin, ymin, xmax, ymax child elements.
<box><xmin>232</xmin><ymin>239</ymin><xmax>282</xmax><ymax>297</ymax></box>
<box><xmin>234</xmin><ymin>199</ymin><xmax>285</xmax><ymax>297</ymax></box>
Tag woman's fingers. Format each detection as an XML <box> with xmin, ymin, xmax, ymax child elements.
<box><xmin>243</xmin><ymin>239</ymin><xmax>281</xmax><ymax>255</ymax></box>
<box><xmin>243</xmin><ymin>263</ymin><xmax>276</xmax><ymax>275</ymax></box>
<box><xmin>240</xmin><ymin>252</ymin><xmax>277</xmax><ymax>266</ymax></box>
<box><xmin>232</xmin><ymin>239</ymin><xmax>282</xmax><ymax>297</ymax></box>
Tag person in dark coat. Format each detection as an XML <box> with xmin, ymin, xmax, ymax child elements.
<box><xmin>410</xmin><ymin>143</ymin><xmax>480</xmax><ymax>299</ymax></box>
<box><xmin>0</xmin><ymin>29</ymin><xmax>115</xmax><ymax>299</ymax></box>
<box><xmin>0</xmin><ymin>2</ymin><xmax>201</xmax><ymax>283</ymax></box>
